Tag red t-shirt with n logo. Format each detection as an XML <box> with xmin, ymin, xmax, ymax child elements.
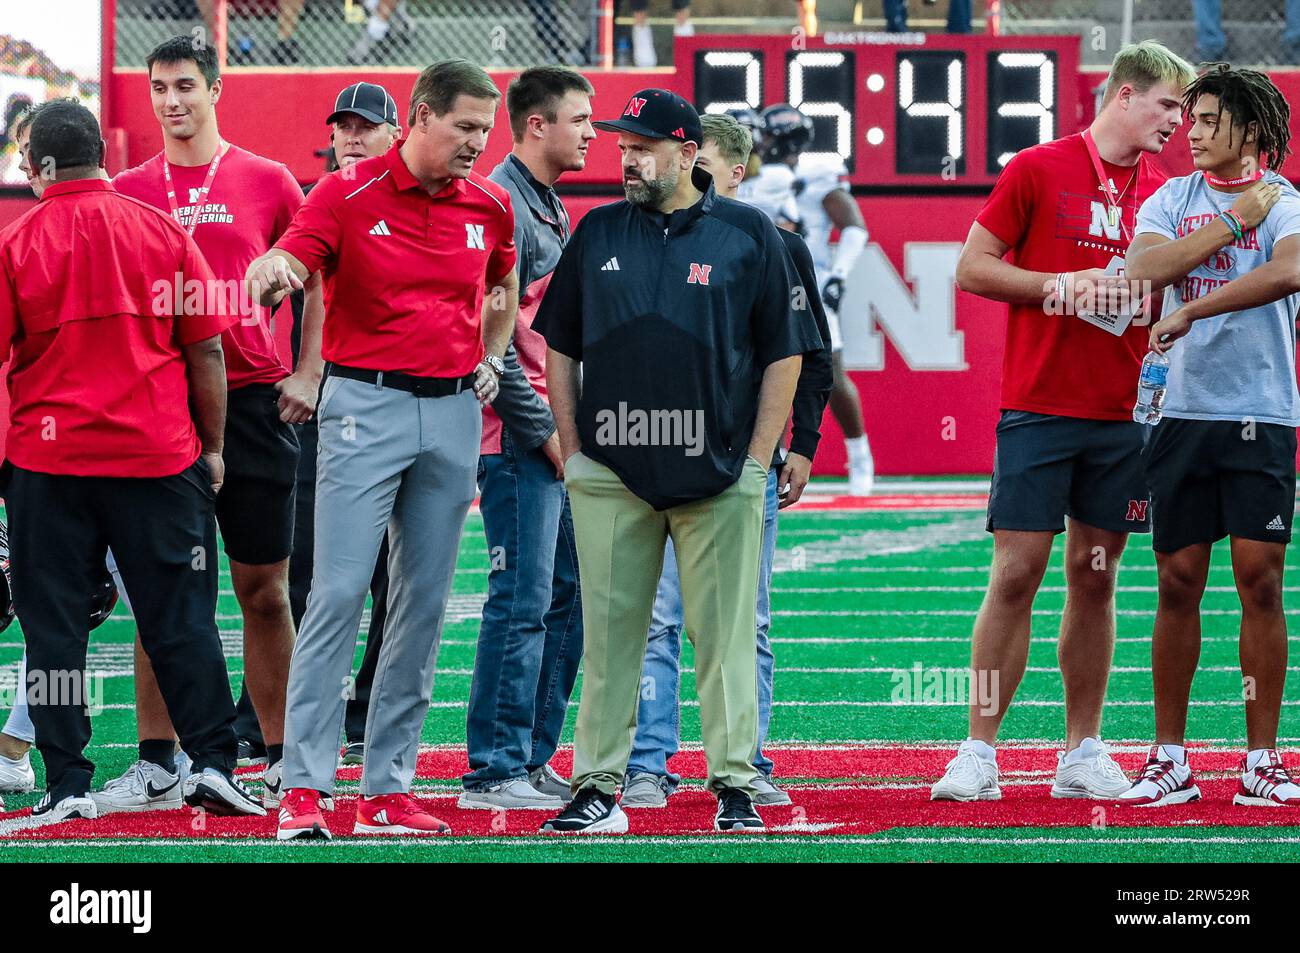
<box><xmin>975</xmin><ymin>133</ymin><xmax>1167</xmax><ymax>421</ymax></box>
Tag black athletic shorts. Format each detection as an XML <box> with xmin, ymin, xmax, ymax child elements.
<box><xmin>217</xmin><ymin>384</ymin><xmax>300</xmax><ymax>565</ymax></box>
<box><xmin>986</xmin><ymin>410</ymin><xmax>1151</xmax><ymax>535</ymax></box>
<box><xmin>1144</xmin><ymin>416</ymin><xmax>1296</xmax><ymax>553</ymax></box>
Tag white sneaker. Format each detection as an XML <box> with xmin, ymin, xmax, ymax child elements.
<box><xmin>1116</xmin><ymin>746</ymin><xmax>1200</xmax><ymax>806</ymax></box>
<box><xmin>457</xmin><ymin>777</ymin><xmax>564</xmax><ymax>810</ymax></box>
<box><xmin>33</xmin><ymin>792</ymin><xmax>97</xmax><ymax>823</ymax></box>
<box><xmin>930</xmin><ymin>741</ymin><xmax>1001</xmax><ymax>801</ymax></box>
<box><xmin>1051</xmin><ymin>737</ymin><xmax>1131</xmax><ymax>799</ymax></box>
<box><xmin>752</xmin><ymin>774</ymin><xmax>793</xmax><ymax>806</ymax></box>
<box><xmin>1233</xmin><ymin>750</ymin><xmax>1300</xmax><ymax>807</ymax></box>
<box><xmin>0</xmin><ymin>751</ymin><xmax>34</xmax><ymax>793</ymax></box>
<box><xmin>91</xmin><ymin>760</ymin><xmax>183</xmax><ymax>814</ymax></box>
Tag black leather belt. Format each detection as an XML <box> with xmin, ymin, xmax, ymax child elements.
<box><xmin>326</xmin><ymin>363</ymin><xmax>476</xmax><ymax>398</ymax></box>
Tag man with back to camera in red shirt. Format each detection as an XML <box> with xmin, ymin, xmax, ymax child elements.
<box><xmin>0</xmin><ymin>98</ymin><xmax>265</xmax><ymax>822</ymax></box>
<box><xmin>245</xmin><ymin>59</ymin><xmax>520</xmax><ymax>840</ymax></box>
<box><xmin>95</xmin><ymin>35</ymin><xmax>327</xmax><ymax>814</ymax></box>
<box><xmin>930</xmin><ymin>41</ymin><xmax>1196</xmax><ymax>802</ymax></box>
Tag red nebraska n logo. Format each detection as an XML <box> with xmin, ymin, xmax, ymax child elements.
<box><xmin>624</xmin><ymin>97</ymin><xmax>647</xmax><ymax>117</ymax></box>
<box><xmin>1125</xmin><ymin>499</ymin><xmax>1148</xmax><ymax>521</ymax></box>
<box><xmin>687</xmin><ymin>263</ymin><xmax>712</xmax><ymax>285</ymax></box>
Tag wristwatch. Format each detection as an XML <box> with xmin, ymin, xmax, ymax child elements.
<box><xmin>482</xmin><ymin>354</ymin><xmax>505</xmax><ymax>376</ymax></box>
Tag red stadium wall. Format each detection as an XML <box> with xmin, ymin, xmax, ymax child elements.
<box><xmin>4</xmin><ymin>64</ymin><xmax>1299</xmax><ymax>474</ymax></box>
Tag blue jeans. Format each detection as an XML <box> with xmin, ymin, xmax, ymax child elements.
<box><xmin>463</xmin><ymin>430</ymin><xmax>583</xmax><ymax>788</ymax></box>
<box><xmin>626</xmin><ymin>468</ymin><xmax>780</xmax><ymax>787</ymax></box>
<box><xmin>1194</xmin><ymin>0</ymin><xmax>1300</xmax><ymax>52</ymax></box>
<box><xmin>885</xmin><ymin>0</ymin><xmax>971</xmax><ymax>33</ymax></box>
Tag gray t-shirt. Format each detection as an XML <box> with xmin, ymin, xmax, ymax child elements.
<box><xmin>1134</xmin><ymin>170</ymin><xmax>1300</xmax><ymax>426</ymax></box>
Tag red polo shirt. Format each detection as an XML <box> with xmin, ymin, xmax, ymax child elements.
<box><xmin>275</xmin><ymin>141</ymin><xmax>516</xmax><ymax>378</ymax></box>
<box><xmin>0</xmin><ymin>179</ymin><xmax>235</xmax><ymax>477</ymax></box>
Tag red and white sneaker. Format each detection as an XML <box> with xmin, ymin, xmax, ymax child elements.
<box><xmin>276</xmin><ymin>788</ymin><xmax>332</xmax><ymax>841</ymax></box>
<box><xmin>1115</xmin><ymin>746</ymin><xmax>1200</xmax><ymax>806</ymax></box>
<box><xmin>1233</xmin><ymin>750</ymin><xmax>1300</xmax><ymax>807</ymax></box>
<box><xmin>354</xmin><ymin>793</ymin><xmax>451</xmax><ymax>836</ymax></box>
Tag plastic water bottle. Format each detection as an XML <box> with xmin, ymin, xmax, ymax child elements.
<box><xmin>1133</xmin><ymin>350</ymin><xmax>1169</xmax><ymax>424</ymax></box>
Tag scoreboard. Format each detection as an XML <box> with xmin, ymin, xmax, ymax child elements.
<box><xmin>678</xmin><ymin>33</ymin><xmax>1081</xmax><ymax>188</ymax></box>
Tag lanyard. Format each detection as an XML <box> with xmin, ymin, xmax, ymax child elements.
<box><xmin>1204</xmin><ymin>168</ymin><xmax>1266</xmax><ymax>188</ymax></box>
<box><xmin>163</xmin><ymin>141</ymin><xmax>227</xmax><ymax>237</ymax></box>
<box><xmin>1081</xmin><ymin>130</ymin><xmax>1138</xmax><ymax>245</ymax></box>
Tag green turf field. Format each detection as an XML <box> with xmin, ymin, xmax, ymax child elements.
<box><xmin>4</xmin><ymin>490</ymin><xmax>1300</xmax><ymax>862</ymax></box>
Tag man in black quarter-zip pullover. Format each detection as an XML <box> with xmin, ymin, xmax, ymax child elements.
<box><xmin>533</xmin><ymin>88</ymin><xmax>822</xmax><ymax>834</ymax></box>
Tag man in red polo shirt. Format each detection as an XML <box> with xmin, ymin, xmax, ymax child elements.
<box><xmin>98</xmin><ymin>36</ymin><xmax>325</xmax><ymax>813</ymax></box>
<box><xmin>0</xmin><ymin>99</ymin><xmax>264</xmax><ymax>822</ymax></box>
<box><xmin>246</xmin><ymin>59</ymin><xmax>519</xmax><ymax>840</ymax></box>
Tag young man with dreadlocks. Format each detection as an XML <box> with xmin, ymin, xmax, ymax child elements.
<box><xmin>1120</xmin><ymin>64</ymin><xmax>1300</xmax><ymax>806</ymax></box>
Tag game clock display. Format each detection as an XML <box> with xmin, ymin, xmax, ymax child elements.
<box><xmin>678</xmin><ymin>33</ymin><xmax>1081</xmax><ymax>188</ymax></box>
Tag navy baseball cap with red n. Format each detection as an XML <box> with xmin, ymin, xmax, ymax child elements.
<box><xmin>593</xmin><ymin>88</ymin><xmax>702</xmax><ymax>145</ymax></box>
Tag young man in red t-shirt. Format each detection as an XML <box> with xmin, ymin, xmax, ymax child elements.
<box><xmin>0</xmin><ymin>100</ymin><xmax>263</xmax><ymax>822</ymax></box>
<box><xmin>93</xmin><ymin>36</ymin><xmax>325</xmax><ymax>814</ymax></box>
<box><xmin>931</xmin><ymin>42</ymin><xmax>1195</xmax><ymax>802</ymax></box>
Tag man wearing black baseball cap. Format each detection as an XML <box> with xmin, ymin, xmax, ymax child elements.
<box><xmin>534</xmin><ymin>88</ymin><xmax>821</xmax><ymax>834</ymax></box>
<box><xmin>325</xmin><ymin>82</ymin><xmax>401</xmax><ymax>171</ymax></box>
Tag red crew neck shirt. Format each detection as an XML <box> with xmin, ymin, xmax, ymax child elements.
<box><xmin>113</xmin><ymin>143</ymin><xmax>302</xmax><ymax>391</ymax></box>
<box><xmin>976</xmin><ymin>133</ymin><xmax>1168</xmax><ymax>421</ymax></box>
<box><xmin>0</xmin><ymin>179</ymin><xmax>235</xmax><ymax>477</ymax></box>
<box><xmin>274</xmin><ymin>141</ymin><xmax>516</xmax><ymax>378</ymax></box>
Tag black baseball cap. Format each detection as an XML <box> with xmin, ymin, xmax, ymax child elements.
<box><xmin>593</xmin><ymin>88</ymin><xmax>702</xmax><ymax>145</ymax></box>
<box><xmin>326</xmin><ymin>82</ymin><xmax>399</xmax><ymax>127</ymax></box>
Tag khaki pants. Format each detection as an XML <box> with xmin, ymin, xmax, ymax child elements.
<box><xmin>564</xmin><ymin>451</ymin><xmax>768</xmax><ymax>796</ymax></box>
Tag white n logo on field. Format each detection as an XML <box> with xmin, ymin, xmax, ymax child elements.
<box><xmin>465</xmin><ymin>223</ymin><xmax>485</xmax><ymax>250</ymax></box>
<box><xmin>369</xmin><ymin>220</ymin><xmax>391</xmax><ymax>236</ymax></box>
<box><xmin>1088</xmin><ymin>200</ymin><xmax>1122</xmax><ymax>241</ymax></box>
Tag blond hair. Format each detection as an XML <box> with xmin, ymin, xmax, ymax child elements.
<box><xmin>700</xmin><ymin>113</ymin><xmax>753</xmax><ymax>167</ymax></box>
<box><xmin>1102</xmin><ymin>41</ymin><xmax>1196</xmax><ymax>106</ymax></box>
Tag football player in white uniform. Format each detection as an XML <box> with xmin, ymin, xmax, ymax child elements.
<box><xmin>755</xmin><ymin>104</ymin><xmax>874</xmax><ymax>494</ymax></box>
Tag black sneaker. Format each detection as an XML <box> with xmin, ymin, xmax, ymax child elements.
<box><xmin>182</xmin><ymin>768</ymin><xmax>267</xmax><ymax>817</ymax></box>
<box><xmin>237</xmin><ymin>738</ymin><xmax>268</xmax><ymax>767</ymax></box>
<box><xmin>539</xmin><ymin>787</ymin><xmax>628</xmax><ymax>834</ymax></box>
<box><xmin>714</xmin><ymin>787</ymin><xmax>764</xmax><ymax>832</ymax></box>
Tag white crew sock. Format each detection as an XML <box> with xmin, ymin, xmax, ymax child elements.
<box><xmin>367</xmin><ymin>15</ymin><xmax>390</xmax><ymax>40</ymax></box>
<box><xmin>1156</xmin><ymin>744</ymin><xmax>1186</xmax><ymax>765</ymax></box>
<box><xmin>1063</xmin><ymin>736</ymin><xmax>1103</xmax><ymax>764</ymax></box>
<box><xmin>962</xmin><ymin>738</ymin><xmax>996</xmax><ymax>762</ymax></box>
<box><xmin>845</xmin><ymin>435</ymin><xmax>871</xmax><ymax>464</ymax></box>
<box><xmin>1245</xmin><ymin>748</ymin><xmax>1274</xmax><ymax>771</ymax></box>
